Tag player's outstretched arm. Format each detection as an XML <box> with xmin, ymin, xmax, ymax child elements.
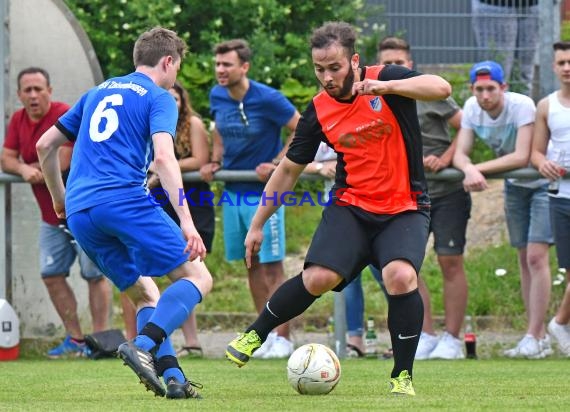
<box><xmin>353</xmin><ymin>74</ymin><xmax>451</xmax><ymax>101</ymax></box>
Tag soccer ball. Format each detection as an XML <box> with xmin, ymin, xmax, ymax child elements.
<box><xmin>286</xmin><ymin>343</ymin><xmax>341</xmax><ymax>395</ymax></box>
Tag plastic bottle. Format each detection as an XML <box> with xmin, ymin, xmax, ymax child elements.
<box><xmin>548</xmin><ymin>150</ymin><xmax>566</xmax><ymax>195</ymax></box>
<box><xmin>464</xmin><ymin>315</ymin><xmax>477</xmax><ymax>359</ymax></box>
<box><xmin>364</xmin><ymin>316</ymin><xmax>378</xmax><ymax>357</ymax></box>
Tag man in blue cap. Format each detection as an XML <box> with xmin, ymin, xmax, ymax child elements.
<box><xmin>453</xmin><ymin>60</ymin><xmax>553</xmax><ymax>359</ymax></box>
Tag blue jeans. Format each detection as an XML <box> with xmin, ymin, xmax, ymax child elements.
<box><xmin>39</xmin><ymin>222</ymin><xmax>104</xmax><ymax>280</ymax></box>
<box><xmin>504</xmin><ymin>180</ymin><xmax>553</xmax><ymax>247</ymax></box>
<box><xmin>343</xmin><ymin>265</ymin><xmax>384</xmax><ymax>337</ymax></box>
<box><xmin>471</xmin><ymin>0</ymin><xmax>539</xmax><ymax>95</ymax></box>
<box><xmin>549</xmin><ymin>196</ymin><xmax>570</xmax><ymax>268</ymax></box>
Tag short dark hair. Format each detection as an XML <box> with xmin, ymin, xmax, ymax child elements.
<box><xmin>310</xmin><ymin>21</ymin><xmax>357</xmax><ymax>57</ymax></box>
<box><xmin>17</xmin><ymin>67</ymin><xmax>50</xmax><ymax>90</ymax></box>
<box><xmin>377</xmin><ymin>36</ymin><xmax>411</xmax><ymax>53</ymax></box>
<box><xmin>213</xmin><ymin>39</ymin><xmax>252</xmax><ymax>64</ymax></box>
<box><xmin>133</xmin><ymin>27</ymin><xmax>187</xmax><ymax>68</ymax></box>
<box><xmin>553</xmin><ymin>41</ymin><xmax>570</xmax><ymax>52</ymax></box>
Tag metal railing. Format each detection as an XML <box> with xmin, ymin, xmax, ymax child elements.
<box><xmin>0</xmin><ymin>166</ymin><xmax>553</xmax><ymax>301</ymax></box>
<box><xmin>0</xmin><ymin>167</ymin><xmax>559</xmax><ymax>356</ymax></box>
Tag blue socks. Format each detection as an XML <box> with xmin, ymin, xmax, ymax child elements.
<box><xmin>133</xmin><ymin>279</ymin><xmax>202</xmax><ymax>384</ymax></box>
<box><xmin>134</xmin><ymin>307</ymin><xmax>156</xmax><ymax>351</ymax></box>
<box><xmin>148</xmin><ymin>278</ymin><xmax>202</xmax><ymax>335</ymax></box>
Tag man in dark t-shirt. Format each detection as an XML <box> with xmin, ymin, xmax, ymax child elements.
<box><xmin>376</xmin><ymin>37</ymin><xmax>471</xmax><ymax>361</ymax></box>
<box><xmin>225</xmin><ymin>22</ymin><xmax>452</xmax><ymax>396</ymax></box>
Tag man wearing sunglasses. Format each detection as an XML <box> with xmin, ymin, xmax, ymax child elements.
<box><xmin>201</xmin><ymin>39</ymin><xmax>301</xmax><ymax>359</ymax></box>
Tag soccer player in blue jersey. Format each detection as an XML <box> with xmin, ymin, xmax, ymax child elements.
<box><xmin>36</xmin><ymin>27</ymin><xmax>213</xmax><ymax>399</ymax></box>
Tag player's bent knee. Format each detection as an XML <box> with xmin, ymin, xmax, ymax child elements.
<box><xmin>302</xmin><ymin>268</ymin><xmax>342</xmax><ymax>295</ymax></box>
<box><xmin>179</xmin><ymin>259</ymin><xmax>213</xmax><ymax>297</ymax></box>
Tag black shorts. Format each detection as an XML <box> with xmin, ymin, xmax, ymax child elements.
<box><xmin>430</xmin><ymin>189</ymin><xmax>471</xmax><ymax>256</ymax></box>
<box><xmin>304</xmin><ymin>204</ymin><xmax>430</xmax><ymax>291</ymax></box>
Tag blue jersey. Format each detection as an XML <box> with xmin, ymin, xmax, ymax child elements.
<box><xmin>209</xmin><ymin>80</ymin><xmax>296</xmax><ymax>192</ymax></box>
<box><xmin>57</xmin><ymin>72</ymin><xmax>178</xmax><ymax>216</ymax></box>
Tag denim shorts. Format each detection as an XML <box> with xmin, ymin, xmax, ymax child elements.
<box><xmin>222</xmin><ymin>190</ymin><xmax>285</xmax><ymax>263</ymax></box>
<box><xmin>430</xmin><ymin>189</ymin><xmax>471</xmax><ymax>255</ymax></box>
<box><xmin>39</xmin><ymin>221</ymin><xmax>104</xmax><ymax>281</ymax></box>
<box><xmin>504</xmin><ymin>180</ymin><xmax>553</xmax><ymax>248</ymax></box>
<box><xmin>549</xmin><ymin>197</ymin><xmax>570</xmax><ymax>268</ymax></box>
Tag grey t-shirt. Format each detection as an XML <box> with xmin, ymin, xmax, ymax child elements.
<box><xmin>418</xmin><ymin>97</ymin><xmax>463</xmax><ymax>199</ymax></box>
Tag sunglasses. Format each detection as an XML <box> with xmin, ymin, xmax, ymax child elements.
<box><xmin>238</xmin><ymin>101</ymin><xmax>249</xmax><ymax>127</ymax></box>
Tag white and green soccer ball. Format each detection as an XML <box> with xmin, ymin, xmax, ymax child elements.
<box><xmin>286</xmin><ymin>343</ymin><xmax>341</xmax><ymax>395</ymax></box>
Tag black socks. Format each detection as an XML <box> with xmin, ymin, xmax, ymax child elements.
<box><xmin>387</xmin><ymin>288</ymin><xmax>423</xmax><ymax>379</ymax></box>
<box><xmin>247</xmin><ymin>273</ymin><xmax>318</xmax><ymax>341</ymax></box>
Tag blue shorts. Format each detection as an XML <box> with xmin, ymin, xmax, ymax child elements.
<box><xmin>504</xmin><ymin>181</ymin><xmax>553</xmax><ymax>248</ymax></box>
<box><xmin>67</xmin><ymin>196</ymin><xmax>190</xmax><ymax>291</ymax></box>
<box><xmin>39</xmin><ymin>222</ymin><xmax>104</xmax><ymax>281</ymax></box>
<box><xmin>549</xmin><ymin>197</ymin><xmax>570</xmax><ymax>268</ymax></box>
<box><xmin>430</xmin><ymin>189</ymin><xmax>471</xmax><ymax>256</ymax></box>
<box><xmin>222</xmin><ymin>190</ymin><xmax>285</xmax><ymax>263</ymax></box>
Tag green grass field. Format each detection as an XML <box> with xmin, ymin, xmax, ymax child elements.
<box><xmin>1</xmin><ymin>356</ymin><xmax>568</xmax><ymax>411</ymax></box>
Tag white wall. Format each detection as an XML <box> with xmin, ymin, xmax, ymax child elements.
<box><xmin>7</xmin><ymin>0</ymin><xmax>103</xmax><ymax>338</ymax></box>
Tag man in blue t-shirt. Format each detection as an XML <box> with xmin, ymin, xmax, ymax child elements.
<box><xmin>36</xmin><ymin>27</ymin><xmax>212</xmax><ymax>399</ymax></box>
<box><xmin>200</xmin><ymin>39</ymin><xmax>300</xmax><ymax>359</ymax></box>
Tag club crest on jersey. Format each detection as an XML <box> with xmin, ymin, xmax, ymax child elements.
<box><xmin>369</xmin><ymin>96</ymin><xmax>382</xmax><ymax>112</ymax></box>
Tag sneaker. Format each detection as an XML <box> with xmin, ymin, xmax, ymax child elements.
<box><xmin>389</xmin><ymin>370</ymin><xmax>415</xmax><ymax>396</ymax></box>
<box><xmin>540</xmin><ymin>334</ymin><xmax>554</xmax><ymax>357</ymax></box>
<box><xmin>47</xmin><ymin>335</ymin><xmax>86</xmax><ymax>359</ymax></box>
<box><xmin>548</xmin><ymin>317</ymin><xmax>570</xmax><ymax>356</ymax></box>
<box><xmin>117</xmin><ymin>341</ymin><xmax>165</xmax><ymax>397</ymax></box>
<box><xmin>165</xmin><ymin>378</ymin><xmax>203</xmax><ymax>399</ymax></box>
<box><xmin>503</xmin><ymin>335</ymin><xmax>545</xmax><ymax>359</ymax></box>
<box><xmin>428</xmin><ymin>331</ymin><xmax>465</xmax><ymax>360</ymax></box>
<box><xmin>252</xmin><ymin>331</ymin><xmax>276</xmax><ymax>359</ymax></box>
<box><xmin>414</xmin><ymin>332</ymin><xmax>438</xmax><ymax>360</ymax></box>
<box><xmin>262</xmin><ymin>336</ymin><xmax>294</xmax><ymax>359</ymax></box>
<box><xmin>225</xmin><ymin>330</ymin><xmax>262</xmax><ymax>367</ymax></box>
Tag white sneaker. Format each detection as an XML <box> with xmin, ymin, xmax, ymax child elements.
<box><xmin>414</xmin><ymin>332</ymin><xmax>438</xmax><ymax>360</ymax></box>
<box><xmin>503</xmin><ymin>335</ymin><xmax>545</xmax><ymax>359</ymax></box>
<box><xmin>548</xmin><ymin>317</ymin><xmax>570</xmax><ymax>356</ymax></box>
<box><xmin>262</xmin><ymin>336</ymin><xmax>294</xmax><ymax>359</ymax></box>
<box><xmin>540</xmin><ymin>334</ymin><xmax>554</xmax><ymax>357</ymax></box>
<box><xmin>428</xmin><ymin>331</ymin><xmax>465</xmax><ymax>360</ymax></box>
<box><xmin>252</xmin><ymin>331</ymin><xmax>276</xmax><ymax>359</ymax></box>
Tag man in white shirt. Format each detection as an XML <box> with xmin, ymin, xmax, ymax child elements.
<box><xmin>531</xmin><ymin>41</ymin><xmax>570</xmax><ymax>357</ymax></box>
<box><xmin>454</xmin><ymin>60</ymin><xmax>553</xmax><ymax>359</ymax></box>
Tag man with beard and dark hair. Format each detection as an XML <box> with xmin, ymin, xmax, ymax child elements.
<box><xmin>225</xmin><ymin>21</ymin><xmax>451</xmax><ymax>396</ymax></box>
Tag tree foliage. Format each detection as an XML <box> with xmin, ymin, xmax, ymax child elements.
<box><xmin>63</xmin><ymin>0</ymin><xmax>384</xmax><ymax>118</ymax></box>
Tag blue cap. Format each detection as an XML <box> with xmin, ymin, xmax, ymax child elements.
<box><xmin>469</xmin><ymin>61</ymin><xmax>505</xmax><ymax>85</ymax></box>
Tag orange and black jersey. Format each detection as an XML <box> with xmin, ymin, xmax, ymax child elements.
<box><xmin>287</xmin><ymin>64</ymin><xmax>429</xmax><ymax>215</ymax></box>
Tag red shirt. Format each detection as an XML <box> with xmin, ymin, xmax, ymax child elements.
<box><xmin>4</xmin><ymin>102</ymin><xmax>70</xmax><ymax>225</ymax></box>
<box><xmin>288</xmin><ymin>65</ymin><xmax>429</xmax><ymax>214</ymax></box>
